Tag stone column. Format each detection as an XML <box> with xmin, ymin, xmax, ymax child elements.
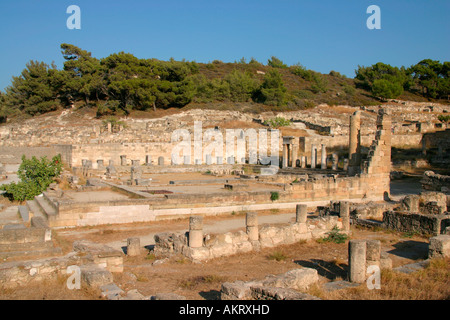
<box><xmin>158</xmin><ymin>156</ymin><xmax>164</xmax><ymax>166</ymax></box>
<box><xmin>292</xmin><ymin>144</ymin><xmax>298</xmax><ymax>168</ymax></box>
<box><xmin>145</xmin><ymin>155</ymin><xmax>152</xmax><ymax>166</ymax></box>
<box><xmin>296</xmin><ymin>204</ymin><xmax>308</xmax><ymax>224</ymax></box>
<box><xmin>97</xmin><ymin>159</ymin><xmax>104</xmax><ymax>169</ymax></box>
<box><xmin>120</xmin><ymin>155</ymin><xmax>127</xmax><ymax>166</ymax></box>
<box><xmin>189</xmin><ymin>216</ymin><xmax>204</xmax><ymax>248</ymax></box>
<box><xmin>184</xmin><ymin>155</ymin><xmax>191</xmax><ymax>165</ymax></box>
<box><xmin>310</xmin><ymin>145</ymin><xmax>316</xmax><ymax>169</ymax></box>
<box><xmin>132</xmin><ymin>160</ymin><xmax>140</xmax><ymax>167</ymax></box>
<box><xmin>206</xmin><ymin>154</ymin><xmax>212</xmax><ymax>165</ymax></box>
<box><xmin>348</xmin><ymin>240</ymin><xmax>367</xmax><ymax>283</ymax></box>
<box><xmin>127</xmin><ymin>238</ymin><xmax>141</xmax><ymax>256</ymax></box>
<box><xmin>339</xmin><ymin>201</ymin><xmax>350</xmax><ymax>232</ymax></box>
<box><xmin>343</xmin><ymin>159</ymin><xmax>349</xmax><ymax>171</ymax></box>
<box><xmin>321</xmin><ymin>144</ymin><xmax>327</xmax><ymax>169</ymax></box>
<box><xmin>246</xmin><ymin>212</ymin><xmax>259</xmax><ymax>241</ymax></box>
<box><xmin>217</xmin><ymin>156</ymin><xmax>223</xmax><ymax>165</ymax></box>
<box><xmin>348</xmin><ymin>111</ymin><xmax>361</xmax><ymax>175</ymax></box>
<box><xmin>282</xmin><ymin>144</ymin><xmax>288</xmax><ymax>168</ymax></box>
<box><xmin>331</xmin><ymin>153</ymin><xmax>338</xmax><ymax>171</ymax></box>
<box><xmin>301</xmin><ymin>156</ymin><xmax>307</xmax><ymax>168</ymax></box>
<box><xmin>366</xmin><ymin>240</ymin><xmax>381</xmax><ymax>267</ymax></box>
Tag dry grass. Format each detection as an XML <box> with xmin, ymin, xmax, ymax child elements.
<box><xmin>310</xmin><ymin>258</ymin><xmax>450</xmax><ymax>300</ymax></box>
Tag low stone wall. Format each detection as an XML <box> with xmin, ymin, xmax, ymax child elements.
<box><xmin>421</xmin><ymin>171</ymin><xmax>450</xmax><ymax>194</ymax></box>
<box><xmin>0</xmin><ymin>240</ymin><xmax>123</xmax><ymax>289</ymax></box>
<box><xmin>383</xmin><ymin>211</ymin><xmax>450</xmax><ymax>236</ymax></box>
<box><xmin>221</xmin><ymin>268</ymin><xmax>320</xmax><ymax>300</ymax></box>
<box><xmin>153</xmin><ymin>213</ymin><xmax>343</xmax><ymax>262</ymax></box>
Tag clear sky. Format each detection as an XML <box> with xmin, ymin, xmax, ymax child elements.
<box><xmin>0</xmin><ymin>0</ymin><xmax>449</xmax><ymax>91</ymax></box>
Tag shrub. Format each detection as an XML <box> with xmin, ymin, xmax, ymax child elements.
<box><xmin>317</xmin><ymin>226</ymin><xmax>348</xmax><ymax>244</ymax></box>
<box><xmin>0</xmin><ymin>155</ymin><xmax>62</xmax><ymax>202</ymax></box>
<box><xmin>263</xmin><ymin>117</ymin><xmax>292</xmax><ymax>128</ymax></box>
<box><xmin>270</xmin><ymin>191</ymin><xmax>280</xmax><ymax>201</ymax></box>
<box><xmin>267</xmin><ymin>250</ymin><xmax>289</xmax><ymax>261</ymax></box>
<box><xmin>267</xmin><ymin>56</ymin><xmax>287</xmax><ymax>69</ymax></box>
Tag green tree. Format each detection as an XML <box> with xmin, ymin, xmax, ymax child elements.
<box><xmin>0</xmin><ymin>155</ymin><xmax>62</xmax><ymax>202</ymax></box>
<box><xmin>3</xmin><ymin>61</ymin><xmax>60</xmax><ymax>116</ymax></box>
<box><xmin>355</xmin><ymin>62</ymin><xmax>408</xmax><ymax>98</ymax></box>
<box><xmin>60</xmin><ymin>43</ymin><xmax>107</xmax><ymax>105</ymax></box>
<box><xmin>253</xmin><ymin>69</ymin><xmax>287</xmax><ymax>106</ymax></box>
<box><xmin>408</xmin><ymin>59</ymin><xmax>449</xmax><ymax>99</ymax></box>
<box><xmin>224</xmin><ymin>70</ymin><xmax>258</xmax><ymax>102</ymax></box>
<box><xmin>371</xmin><ymin>79</ymin><xmax>403</xmax><ymax>99</ymax></box>
<box><xmin>267</xmin><ymin>56</ymin><xmax>287</xmax><ymax>69</ymax></box>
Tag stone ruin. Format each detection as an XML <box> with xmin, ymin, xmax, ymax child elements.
<box><xmin>153</xmin><ymin>205</ymin><xmax>348</xmax><ymax>263</ymax></box>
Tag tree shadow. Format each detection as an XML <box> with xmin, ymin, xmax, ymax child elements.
<box><xmin>199</xmin><ymin>290</ymin><xmax>221</xmax><ymax>300</ymax></box>
<box><xmin>294</xmin><ymin>259</ymin><xmax>348</xmax><ymax>281</ymax></box>
<box><xmin>387</xmin><ymin>240</ymin><xmax>429</xmax><ymax>260</ymax></box>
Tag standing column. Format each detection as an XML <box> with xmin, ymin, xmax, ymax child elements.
<box><xmin>189</xmin><ymin>216</ymin><xmax>204</xmax><ymax>248</ymax></box>
<box><xmin>348</xmin><ymin>240</ymin><xmax>367</xmax><ymax>283</ymax></box>
<box><xmin>301</xmin><ymin>156</ymin><xmax>307</xmax><ymax>168</ymax></box>
<box><xmin>331</xmin><ymin>153</ymin><xmax>338</xmax><ymax>171</ymax></box>
<box><xmin>348</xmin><ymin>111</ymin><xmax>361</xmax><ymax>175</ymax></box>
<box><xmin>282</xmin><ymin>144</ymin><xmax>288</xmax><ymax>168</ymax></box>
<box><xmin>339</xmin><ymin>201</ymin><xmax>350</xmax><ymax>232</ymax></box>
<box><xmin>246</xmin><ymin>212</ymin><xmax>259</xmax><ymax>241</ymax></box>
<box><xmin>310</xmin><ymin>144</ymin><xmax>316</xmax><ymax>169</ymax></box>
<box><xmin>127</xmin><ymin>238</ymin><xmax>141</xmax><ymax>256</ymax></box>
<box><xmin>296</xmin><ymin>204</ymin><xmax>308</xmax><ymax>224</ymax></box>
<box><xmin>292</xmin><ymin>144</ymin><xmax>298</xmax><ymax>168</ymax></box>
<box><xmin>321</xmin><ymin>144</ymin><xmax>327</xmax><ymax>170</ymax></box>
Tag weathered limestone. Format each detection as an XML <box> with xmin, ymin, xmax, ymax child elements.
<box><xmin>220</xmin><ymin>268</ymin><xmax>320</xmax><ymax>300</ymax></box>
<box><xmin>348</xmin><ymin>111</ymin><xmax>361</xmax><ymax>176</ymax></box>
<box><xmin>365</xmin><ymin>240</ymin><xmax>381</xmax><ymax>267</ymax></box>
<box><xmin>296</xmin><ymin>204</ymin><xmax>308</xmax><ymax>224</ymax></box>
<box><xmin>310</xmin><ymin>144</ymin><xmax>316</xmax><ymax>169</ymax></box>
<box><xmin>339</xmin><ymin>201</ymin><xmax>350</xmax><ymax>232</ymax></box>
<box><xmin>188</xmin><ymin>216</ymin><xmax>204</xmax><ymax>248</ymax></box>
<box><xmin>301</xmin><ymin>156</ymin><xmax>307</xmax><ymax>168</ymax></box>
<box><xmin>321</xmin><ymin>144</ymin><xmax>327</xmax><ymax>169</ymax></box>
<box><xmin>246</xmin><ymin>212</ymin><xmax>259</xmax><ymax>241</ymax></box>
<box><xmin>126</xmin><ymin>238</ymin><xmax>141</xmax><ymax>256</ymax></box>
<box><xmin>331</xmin><ymin>153</ymin><xmax>338</xmax><ymax>171</ymax></box>
<box><xmin>292</xmin><ymin>144</ymin><xmax>299</xmax><ymax>168</ymax></box>
<box><xmin>348</xmin><ymin>240</ymin><xmax>366</xmax><ymax>283</ymax></box>
<box><xmin>145</xmin><ymin>155</ymin><xmax>152</xmax><ymax>166</ymax></box>
<box><xmin>428</xmin><ymin>235</ymin><xmax>450</xmax><ymax>259</ymax></box>
<box><xmin>158</xmin><ymin>156</ymin><xmax>164</xmax><ymax>166</ymax></box>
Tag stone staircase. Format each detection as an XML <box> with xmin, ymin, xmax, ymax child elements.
<box><xmin>26</xmin><ymin>192</ymin><xmax>59</xmax><ymax>227</ymax></box>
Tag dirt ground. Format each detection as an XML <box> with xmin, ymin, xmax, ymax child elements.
<box><xmin>2</xmin><ymin>215</ymin><xmax>448</xmax><ymax>300</ymax></box>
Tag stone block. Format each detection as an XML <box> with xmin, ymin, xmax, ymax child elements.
<box><xmin>80</xmin><ymin>264</ymin><xmax>113</xmax><ymax>288</ymax></box>
<box><xmin>126</xmin><ymin>237</ymin><xmax>141</xmax><ymax>256</ymax></box>
<box><xmin>250</xmin><ymin>286</ymin><xmax>321</xmax><ymax>300</ymax></box>
<box><xmin>428</xmin><ymin>235</ymin><xmax>450</xmax><ymax>259</ymax></box>
<box><xmin>262</xmin><ymin>268</ymin><xmax>319</xmax><ymax>291</ymax></box>
<box><xmin>151</xmin><ymin>293</ymin><xmax>187</xmax><ymax>300</ymax></box>
<box><xmin>221</xmin><ymin>281</ymin><xmax>254</xmax><ymax>300</ymax></box>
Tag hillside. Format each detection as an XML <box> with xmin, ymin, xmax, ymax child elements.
<box><xmin>0</xmin><ymin>44</ymin><xmax>448</xmax><ymax>124</ymax></box>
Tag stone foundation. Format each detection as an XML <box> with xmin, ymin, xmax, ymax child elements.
<box><xmin>153</xmin><ymin>211</ymin><xmax>343</xmax><ymax>262</ymax></box>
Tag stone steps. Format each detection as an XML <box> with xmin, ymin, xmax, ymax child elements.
<box><xmin>26</xmin><ymin>199</ymin><xmax>46</xmax><ymax>223</ymax></box>
<box><xmin>27</xmin><ymin>196</ymin><xmax>57</xmax><ymax>225</ymax></box>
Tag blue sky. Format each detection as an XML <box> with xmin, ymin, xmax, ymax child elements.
<box><xmin>0</xmin><ymin>0</ymin><xmax>449</xmax><ymax>91</ymax></box>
